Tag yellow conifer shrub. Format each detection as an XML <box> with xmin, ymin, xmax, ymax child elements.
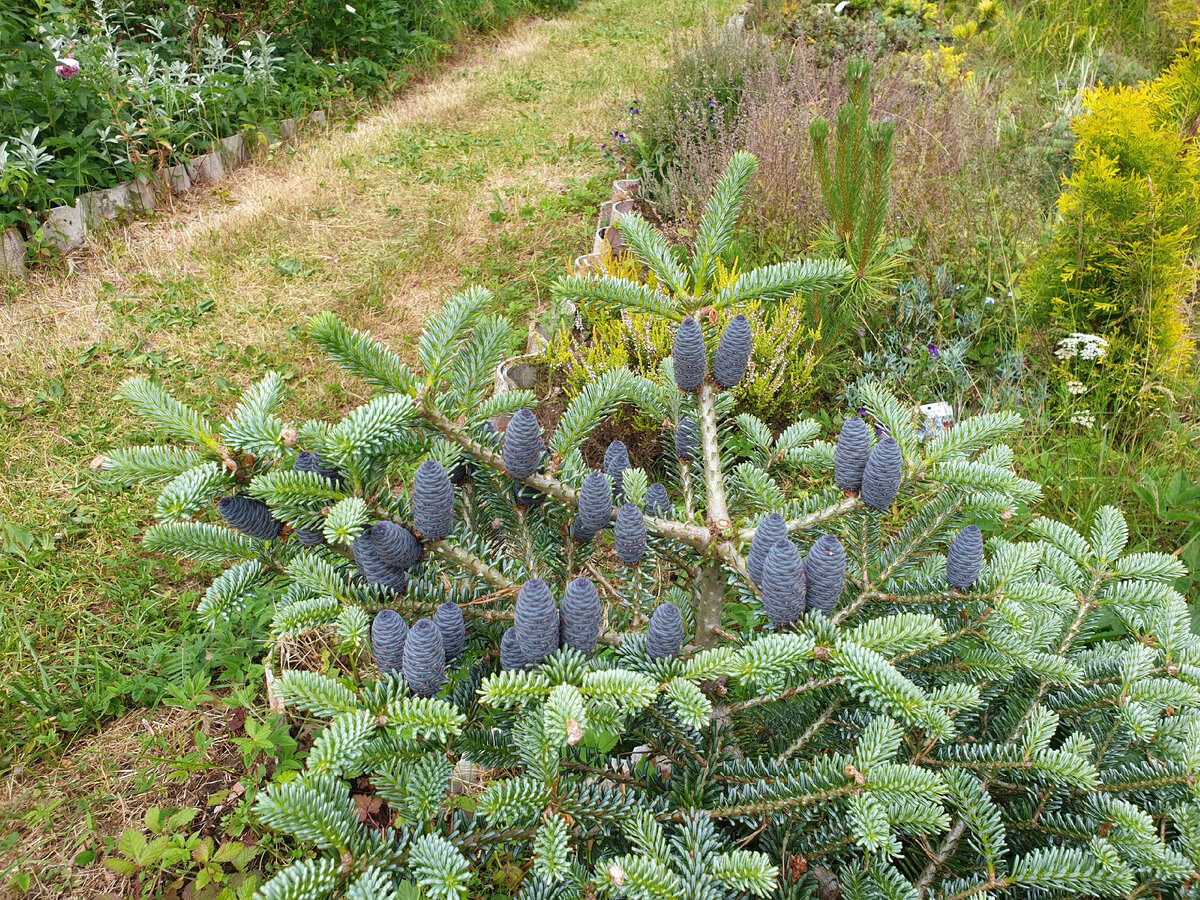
<box><xmin>1023</xmin><ymin>29</ymin><xmax>1199</xmax><ymax>425</ymax></box>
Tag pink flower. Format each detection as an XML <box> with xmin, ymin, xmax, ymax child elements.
<box><xmin>55</xmin><ymin>57</ymin><xmax>80</xmax><ymax>79</ymax></box>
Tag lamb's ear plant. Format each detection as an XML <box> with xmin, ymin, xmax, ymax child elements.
<box><xmin>108</xmin><ymin>153</ymin><xmax>1200</xmax><ymax>900</ymax></box>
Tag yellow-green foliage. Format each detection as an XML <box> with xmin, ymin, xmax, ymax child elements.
<box><xmin>1023</xmin><ymin>29</ymin><xmax>1200</xmax><ymax>417</ymax></box>
<box><xmin>548</xmin><ymin>254</ymin><xmax>823</xmax><ymax>423</ymax></box>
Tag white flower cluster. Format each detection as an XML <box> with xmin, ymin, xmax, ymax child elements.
<box><xmin>1055</xmin><ymin>332</ymin><xmax>1109</xmax><ymax>361</ymax></box>
<box><xmin>1070</xmin><ymin>409</ymin><xmax>1097</xmax><ymax>428</ymax></box>
<box><xmin>1066</xmin><ymin>380</ymin><xmax>1086</xmax><ymax>395</ymax></box>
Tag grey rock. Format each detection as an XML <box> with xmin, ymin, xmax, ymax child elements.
<box><xmin>43</xmin><ymin>203</ymin><xmax>87</xmax><ymax>251</ymax></box>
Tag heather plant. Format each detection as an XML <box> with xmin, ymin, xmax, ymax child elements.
<box><xmin>548</xmin><ymin>238</ymin><xmax>827</xmax><ymax>424</ymax></box>
<box><xmin>845</xmin><ymin>272</ymin><xmax>1049</xmax><ymax>419</ymax></box>
<box><xmin>632</xmin><ymin>30</ymin><xmax>1037</xmax><ymax>284</ymax></box>
<box><xmin>107</xmin><ymin>157</ymin><xmax>1200</xmax><ymax>899</ymax></box>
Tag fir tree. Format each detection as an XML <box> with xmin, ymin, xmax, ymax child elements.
<box><xmin>108</xmin><ymin>154</ymin><xmax>1200</xmax><ymax>900</ymax></box>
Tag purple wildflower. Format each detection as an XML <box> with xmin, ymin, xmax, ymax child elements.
<box><xmin>928</xmin><ymin>344</ymin><xmax>940</xmax><ymax>360</ymax></box>
<box><xmin>56</xmin><ymin>56</ymin><xmax>80</xmax><ymax>79</ymax></box>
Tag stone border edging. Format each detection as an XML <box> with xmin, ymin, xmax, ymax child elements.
<box><xmin>572</xmin><ymin>177</ymin><xmax>641</xmax><ymax>276</ymax></box>
<box><xmin>0</xmin><ymin>109</ymin><xmax>330</xmax><ymax>280</ymax></box>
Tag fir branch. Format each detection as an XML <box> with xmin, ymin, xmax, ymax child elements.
<box><xmin>427</xmin><ymin>540</ymin><xmax>517</xmax><ymax>592</ymax></box>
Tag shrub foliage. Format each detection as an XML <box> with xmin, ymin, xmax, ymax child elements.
<box><xmin>110</xmin><ymin>156</ymin><xmax>1199</xmax><ymax>900</ymax></box>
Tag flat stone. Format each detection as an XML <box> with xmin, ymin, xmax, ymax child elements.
<box><xmin>596</xmin><ymin>200</ymin><xmax>614</xmax><ymax>229</ymax></box>
<box><xmin>78</xmin><ymin>184</ymin><xmax>133</xmax><ymax>228</ymax></box>
<box><xmin>43</xmin><ymin>203</ymin><xmax>87</xmax><ymax>251</ymax></box>
<box><xmin>573</xmin><ymin>253</ymin><xmax>603</xmax><ymax>276</ymax></box>
<box><xmin>162</xmin><ymin>164</ymin><xmax>192</xmax><ymax>195</ymax></box>
<box><xmin>279</xmin><ymin>118</ymin><xmax>298</xmax><ymax>142</ymax></box>
<box><xmin>218</xmin><ymin>134</ymin><xmax>246</xmax><ymax>164</ymax></box>
<box><xmin>611</xmin><ymin>199</ymin><xmax>636</xmax><ymax>221</ymax></box>
<box><xmin>186</xmin><ymin>152</ymin><xmax>224</xmax><ymax>185</ymax></box>
<box><xmin>612</xmin><ymin>178</ymin><xmax>640</xmax><ymax>201</ymax></box>
<box><xmin>1</xmin><ymin>228</ymin><xmax>26</xmax><ymax>278</ymax></box>
<box><xmin>309</xmin><ymin>109</ymin><xmax>328</xmax><ymax>128</ymax></box>
<box><xmin>129</xmin><ymin>176</ymin><xmax>155</xmax><ymax>211</ymax></box>
<box><xmin>504</xmin><ymin>361</ymin><xmax>541</xmax><ymax>390</ymax></box>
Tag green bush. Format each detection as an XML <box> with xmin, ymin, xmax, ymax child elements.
<box><xmin>109</xmin><ymin>157</ymin><xmax>1200</xmax><ymax>900</ymax></box>
<box><xmin>0</xmin><ymin>0</ymin><xmax>572</xmax><ymax>231</ymax></box>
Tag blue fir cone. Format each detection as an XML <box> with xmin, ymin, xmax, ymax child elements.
<box><xmin>371</xmin><ymin>521</ymin><xmax>422</xmax><ymax>571</ymax></box>
<box><xmin>646</xmin><ymin>602</ymin><xmax>684</xmax><ymax>659</ymax></box>
<box><xmin>673</xmin><ymin>317</ymin><xmax>707</xmax><ymax>392</ymax></box>
<box><xmin>713</xmin><ymin>314</ymin><xmax>752</xmax><ymax>389</ymax></box>
<box><xmin>860</xmin><ymin>437</ymin><xmax>903</xmax><ymax>511</ymax></box>
<box><xmin>447</xmin><ymin>451</ymin><xmax>469</xmax><ymax>486</ymax></box>
<box><xmin>571</xmin><ymin>517</ymin><xmax>597</xmax><ymax>543</ymax></box>
<box><xmin>412</xmin><ymin>459</ymin><xmax>455</xmax><ymax>541</ymax></box>
<box><xmin>503</xmin><ymin>409</ymin><xmax>545</xmax><ymax>481</ymax></box>
<box><xmin>833</xmin><ymin>416</ymin><xmax>871</xmax><ymax>493</ymax></box>
<box><xmin>434</xmin><ymin>601</ymin><xmax>466</xmax><ymax>661</ymax></box>
<box><xmin>294</xmin><ymin>450</ymin><xmax>342</xmax><ymax>485</ymax></box>
<box><xmin>614</xmin><ymin>503</ymin><xmax>647</xmax><ymax>566</ymax></box>
<box><xmin>218</xmin><ymin>495</ymin><xmax>282</xmax><ymax>540</ymax></box>
<box><xmin>560</xmin><ymin>577</ymin><xmax>602</xmax><ymax>654</ymax></box>
<box><xmin>805</xmin><ymin>534</ymin><xmax>846</xmax><ymax>616</ymax></box>
<box><xmin>604</xmin><ymin>440</ymin><xmax>630</xmax><ymax>498</ymax></box>
<box><xmin>500</xmin><ymin>627</ymin><xmax>527</xmax><ymax>671</ymax></box>
<box><xmin>746</xmin><ymin>512</ymin><xmax>787</xmax><ymax>586</ymax></box>
<box><xmin>293</xmin><ymin>527</ymin><xmax>326</xmax><ymax>547</ymax></box>
<box><xmin>674</xmin><ymin>418</ymin><xmax>698</xmax><ymax>461</ymax></box>
<box><xmin>761</xmin><ymin>538</ymin><xmax>806</xmax><ymax>627</ymax></box>
<box><xmin>575</xmin><ymin>471</ymin><xmax>614</xmax><ymax>540</ymax></box>
<box><xmin>371</xmin><ymin>609</ymin><xmax>408</xmax><ymax>676</ymax></box>
<box><xmin>644</xmin><ymin>483</ymin><xmax>670</xmax><ymax>519</ymax></box>
<box><xmin>514</xmin><ymin>578</ymin><xmax>560</xmax><ymax>665</ymax></box>
<box><xmin>353</xmin><ymin>533</ymin><xmax>409</xmax><ymax>594</ymax></box>
<box><xmin>513</xmin><ymin>482</ymin><xmax>545</xmax><ymax>509</ymax></box>
<box><xmin>402</xmin><ymin>619</ymin><xmax>446</xmax><ymax>698</ymax></box>
<box><xmin>947</xmin><ymin>525</ymin><xmax>984</xmax><ymax>590</ymax></box>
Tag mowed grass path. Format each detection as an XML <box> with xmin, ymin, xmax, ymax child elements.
<box><xmin>0</xmin><ymin>0</ymin><xmax>728</xmax><ymax>769</ymax></box>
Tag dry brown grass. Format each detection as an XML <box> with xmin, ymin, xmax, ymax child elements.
<box><xmin>0</xmin><ymin>703</ymin><xmax>247</xmax><ymax>899</ymax></box>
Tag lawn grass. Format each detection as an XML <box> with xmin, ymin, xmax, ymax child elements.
<box><xmin>0</xmin><ymin>0</ymin><xmax>736</xmax><ymax>890</ymax></box>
